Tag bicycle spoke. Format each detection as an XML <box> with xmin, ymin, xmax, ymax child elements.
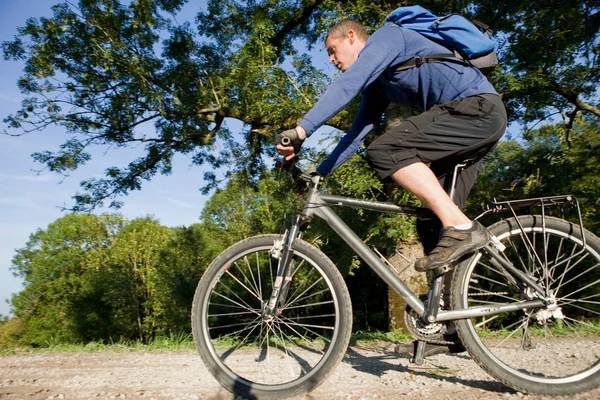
<box><xmin>211</xmin><ymin>288</ymin><xmax>260</xmax><ymax>316</ymax></box>
<box><xmin>562</xmin><ymin>302</ymin><xmax>600</xmax><ymax>318</ymax></box>
<box><xmin>277</xmin><ymin>314</ymin><xmax>333</xmax><ymax>345</ymax></box>
<box><xmin>496</xmin><ymin>318</ymin><xmax>529</xmax><ymax>348</ymax></box>
<box><xmin>457</xmin><ymin>217</ymin><xmax>600</xmax><ymax>392</ymax></box>
<box><xmin>553</xmin><ymin>258</ymin><xmax>598</xmax><ymax>294</ymax></box>
<box><xmin>243</xmin><ymin>255</ymin><xmax>262</xmax><ymax>299</ymax></box>
<box><xmin>284</xmin><ymin>300</ymin><xmax>334</xmax><ymax>310</ymax></box>
<box><xmin>194</xmin><ymin>237</ymin><xmax>349</xmax><ymax>390</ymax></box>
<box><xmin>211</xmin><ymin>315</ymin><xmax>262</xmax><ymax>337</ymax></box>
<box><xmin>475</xmin><ymin>314</ymin><xmax>500</xmax><ymax>328</ymax></box>
<box><xmin>285</xmin><ymin>288</ymin><xmax>330</xmax><ymax>310</ymax></box>
<box><xmin>283</xmin><ymin>277</ymin><xmax>325</xmax><ymax>309</ymax></box>
<box><xmin>284</xmin><ymin>264</ymin><xmax>315</xmax><ymax>306</ymax></box>
<box><xmin>231</xmin><ymin>260</ymin><xmax>260</xmax><ymax>299</ymax></box>
<box><xmin>225</xmin><ymin>269</ymin><xmax>263</xmax><ymax>303</ymax></box>
<box><xmin>471</xmin><ymin>272</ymin><xmax>511</xmax><ymax>289</ymax></box>
<box><xmin>559</xmin><ymin>290</ymin><xmax>600</xmax><ymax>305</ymax></box>
<box><xmin>558</xmin><ymin>277</ymin><xmax>600</xmax><ymax>302</ymax></box>
<box><xmin>255</xmin><ymin>252</ymin><xmax>263</xmax><ymax>300</ymax></box>
<box><xmin>562</xmin><ymin>316</ymin><xmax>600</xmax><ymax>332</ymax></box>
<box><xmin>209</xmin><ymin>310</ymin><xmax>261</xmax><ymax>318</ymax></box>
<box><xmin>267</xmin><ymin>322</ymin><xmax>297</xmax><ymax>378</ymax></box>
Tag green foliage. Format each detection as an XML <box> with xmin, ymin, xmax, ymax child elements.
<box><xmin>156</xmin><ymin>224</ymin><xmax>221</xmax><ymax>331</ymax></box>
<box><xmin>2</xmin><ymin>0</ymin><xmax>598</xmax><ymax>210</ymax></box>
<box><xmin>466</xmin><ymin>118</ymin><xmax>600</xmax><ymax>233</ymax></box>
<box><xmin>9</xmin><ymin>213</ymin><xmax>123</xmax><ymax>345</ymax></box>
<box><xmin>107</xmin><ymin>217</ymin><xmax>175</xmax><ymax>342</ymax></box>
<box><xmin>474</xmin><ymin>1</ymin><xmax>600</xmax><ymax>126</ymax></box>
<box><xmin>0</xmin><ymin>332</ymin><xmax>195</xmax><ymax>355</ymax></box>
<box><xmin>6</xmin><ymin>213</ymin><xmax>219</xmax><ymax>347</ymax></box>
<box><xmin>3</xmin><ymin>0</ymin><xmax>600</xmax><ymax>347</ymax></box>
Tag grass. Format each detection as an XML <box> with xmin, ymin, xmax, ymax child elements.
<box><xmin>475</xmin><ymin>318</ymin><xmax>600</xmax><ymax>339</ymax></box>
<box><xmin>0</xmin><ymin>331</ymin><xmax>196</xmax><ymax>355</ymax></box>
<box><xmin>1</xmin><ymin>329</ymin><xmax>415</xmax><ymax>355</ymax></box>
<box><xmin>7</xmin><ymin>319</ymin><xmax>597</xmax><ymax>355</ymax></box>
<box><xmin>350</xmin><ymin>329</ymin><xmax>413</xmax><ymax>346</ymax></box>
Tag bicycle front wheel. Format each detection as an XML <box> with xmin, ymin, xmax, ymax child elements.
<box><xmin>191</xmin><ymin>234</ymin><xmax>352</xmax><ymax>399</ymax></box>
<box><xmin>452</xmin><ymin>216</ymin><xmax>600</xmax><ymax>395</ymax></box>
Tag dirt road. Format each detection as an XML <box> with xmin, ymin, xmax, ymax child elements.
<box><xmin>1</xmin><ymin>345</ymin><xmax>599</xmax><ymax>399</ymax></box>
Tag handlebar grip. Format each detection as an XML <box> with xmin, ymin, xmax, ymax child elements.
<box><xmin>281</xmin><ymin>136</ymin><xmax>291</xmax><ymax>146</ymax></box>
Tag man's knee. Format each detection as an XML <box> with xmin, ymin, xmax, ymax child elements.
<box><xmin>367</xmin><ymin>138</ymin><xmax>419</xmax><ymax>178</ymax></box>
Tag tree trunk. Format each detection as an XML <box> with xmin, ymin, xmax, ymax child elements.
<box><xmin>386</xmin><ymin>240</ymin><xmax>428</xmax><ymax>330</ymax></box>
<box><xmin>380</xmin><ymin>104</ymin><xmax>429</xmax><ymax>331</ymax></box>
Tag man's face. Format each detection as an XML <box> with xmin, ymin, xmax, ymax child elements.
<box><xmin>326</xmin><ymin>33</ymin><xmax>358</xmax><ymax>72</ymax></box>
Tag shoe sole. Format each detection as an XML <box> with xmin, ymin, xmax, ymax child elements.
<box><xmin>414</xmin><ymin>241</ymin><xmax>489</xmax><ymax>272</ymax></box>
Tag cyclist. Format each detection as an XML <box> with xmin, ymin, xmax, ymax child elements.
<box><xmin>275</xmin><ymin>19</ymin><xmax>507</xmax><ymax>272</ymax></box>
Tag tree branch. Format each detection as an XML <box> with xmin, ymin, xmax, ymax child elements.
<box><xmin>549</xmin><ymin>82</ymin><xmax>600</xmax><ymax>118</ymax></box>
<box><xmin>269</xmin><ymin>0</ymin><xmax>329</xmax><ymax>49</ymax></box>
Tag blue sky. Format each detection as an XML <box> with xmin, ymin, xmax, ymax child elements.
<box><xmin>0</xmin><ymin>0</ymin><xmax>333</xmax><ymax>317</ymax></box>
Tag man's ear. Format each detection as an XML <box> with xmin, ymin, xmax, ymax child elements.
<box><xmin>347</xmin><ymin>30</ymin><xmax>355</xmax><ymax>44</ymax></box>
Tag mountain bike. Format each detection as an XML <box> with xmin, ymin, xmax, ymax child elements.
<box><xmin>191</xmin><ymin>161</ymin><xmax>600</xmax><ymax>399</ymax></box>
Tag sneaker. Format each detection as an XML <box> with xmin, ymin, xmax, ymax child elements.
<box><xmin>414</xmin><ymin>220</ymin><xmax>490</xmax><ymax>272</ymax></box>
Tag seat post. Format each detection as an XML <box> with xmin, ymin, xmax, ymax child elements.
<box><xmin>448</xmin><ymin>161</ymin><xmax>468</xmax><ymax>203</ymax></box>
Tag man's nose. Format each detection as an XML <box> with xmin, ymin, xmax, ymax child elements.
<box><xmin>329</xmin><ymin>54</ymin><xmax>335</xmax><ymax>64</ymax></box>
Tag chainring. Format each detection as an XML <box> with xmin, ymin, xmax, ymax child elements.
<box><xmin>404</xmin><ymin>300</ymin><xmax>451</xmax><ymax>345</ymax></box>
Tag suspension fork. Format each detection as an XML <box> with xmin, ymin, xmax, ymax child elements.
<box><xmin>265</xmin><ymin>215</ymin><xmax>302</xmax><ymax>315</ymax></box>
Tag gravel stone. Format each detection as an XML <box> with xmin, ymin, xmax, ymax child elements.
<box><xmin>1</xmin><ymin>345</ymin><xmax>599</xmax><ymax>400</ymax></box>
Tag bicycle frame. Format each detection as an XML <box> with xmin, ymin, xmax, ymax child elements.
<box><xmin>274</xmin><ymin>175</ymin><xmax>551</xmax><ymax>324</ymax></box>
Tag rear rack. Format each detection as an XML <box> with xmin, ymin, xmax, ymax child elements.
<box><xmin>482</xmin><ymin>194</ymin><xmax>587</xmax><ymax>254</ymax></box>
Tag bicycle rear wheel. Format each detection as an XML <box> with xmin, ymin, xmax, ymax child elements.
<box><xmin>452</xmin><ymin>215</ymin><xmax>600</xmax><ymax>395</ymax></box>
<box><xmin>191</xmin><ymin>234</ymin><xmax>352</xmax><ymax>399</ymax></box>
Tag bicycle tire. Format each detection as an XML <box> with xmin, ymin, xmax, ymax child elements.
<box><xmin>452</xmin><ymin>215</ymin><xmax>600</xmax><ymax>395</ymax></box>
<box><xmin>191</xmin><ymin>234</ymin><xmax>353</xmax><ymax>399</ymax></box>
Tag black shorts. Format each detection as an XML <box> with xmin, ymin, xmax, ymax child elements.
<box><xmin>367</xmin><ymin>93</ymin><xmax>507</xmax><ymax>209</ymax></box>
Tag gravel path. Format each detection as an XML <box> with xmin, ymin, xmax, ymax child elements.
<box><xmin>1</xmin><ymin>344</ymin><xmax>599</xmax><ymax>400</ymax></box>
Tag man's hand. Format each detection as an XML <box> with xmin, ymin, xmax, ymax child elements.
<box><xmin>275</xmin><ymin>127</ymin><xmax>306</xmax><ymax>160</ymax></box>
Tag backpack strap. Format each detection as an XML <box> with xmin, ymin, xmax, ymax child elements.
<box><xmin>393</xmin><ymin>53</ymin><xmax>471</xmax><ymax>72</ymax></box>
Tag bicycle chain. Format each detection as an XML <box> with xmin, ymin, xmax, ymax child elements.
<box><xmin>467</xmin><ymin>292</ymin><xmax>509</xmax><ymax>296</ymax></box>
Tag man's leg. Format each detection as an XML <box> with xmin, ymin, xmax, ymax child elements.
<box><xmin>366</xmin><ymin>95</ymin><xmax>506</xmax><ymax>270</ymax></box>
<box><xmin>390</xmin><ymin>162</ymin><xmax>470</xmax><ymax>227</ymax></box>
<box><xmin>389</xmin><ymin>161</ymin><xmax>489</xmax><ymax>271</ymax></box>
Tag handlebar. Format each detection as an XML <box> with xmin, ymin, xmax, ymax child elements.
<box><xmin>280</xmin><ymin>136</ymin><xmax>292</xmax><ymax>146</ymax></box>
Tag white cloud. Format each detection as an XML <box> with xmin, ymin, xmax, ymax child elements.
<box><xmin>162</xmin><ymin>196</ymin><xmax>196</xmax><ymax>209</ymax></box>
<box><xmin>0</xmin><ymin>173</ymin><xmax>56</xmax><ymax>183</ymax></box>
<box><xmin>0</xmin><ymin>196</ymin><xmax>37</xmax><ymax>208</ymax></box>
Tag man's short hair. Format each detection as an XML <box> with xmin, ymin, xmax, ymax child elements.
<box><xmin>326</xmin><ymin>19</ymin><xmax>370</xmax><ymax>43</ymax></box>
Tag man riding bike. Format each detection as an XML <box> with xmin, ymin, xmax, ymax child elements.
<box><xmin>275</xmin><ymin>18</ymin><xmax>506</xmax><ymax>272</ymax></box>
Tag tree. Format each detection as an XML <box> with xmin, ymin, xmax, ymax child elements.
<box><xmin>474</xmin><ymin>0</ymin><xmax>600</xmax><ymax>129</ymax></box>
<box><xmin>108</xmin><ymin>216</ymin><xmax>174</xmax><ymax>342</ymax></box>
<box><xmin>466</xmin><ymin>117</ymin><xmax>600</xmax><ymax>233</ymax></box>
<box><xmin>3</xmin><ymin>0</ymin><xmax>598</xmax><ymax>211</ymax></box>
<box><xmin>156</xmin><ymin>223</ymin><xmax>223</xmax><ymax>331</ymax></box>
<box><xmin>7</xmin><ymin>212</ymin><xmax>238</xmax><ymax>345</ymax></box>
<box><xmin>10</xmin><ymin>213</ymin><xmax>123</xmax><ymax>345</ymax></box>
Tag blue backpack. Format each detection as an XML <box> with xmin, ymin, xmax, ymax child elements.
<box><xmin>384</xmin><ymin>5</ymin><xmax>498</xmax><ymax>75</ymax></box>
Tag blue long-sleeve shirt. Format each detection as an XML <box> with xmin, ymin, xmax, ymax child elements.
<box><xmin>299</xmin><ymin>24</ymin><xmax>497</xmax><ymax>177</ymax></box>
